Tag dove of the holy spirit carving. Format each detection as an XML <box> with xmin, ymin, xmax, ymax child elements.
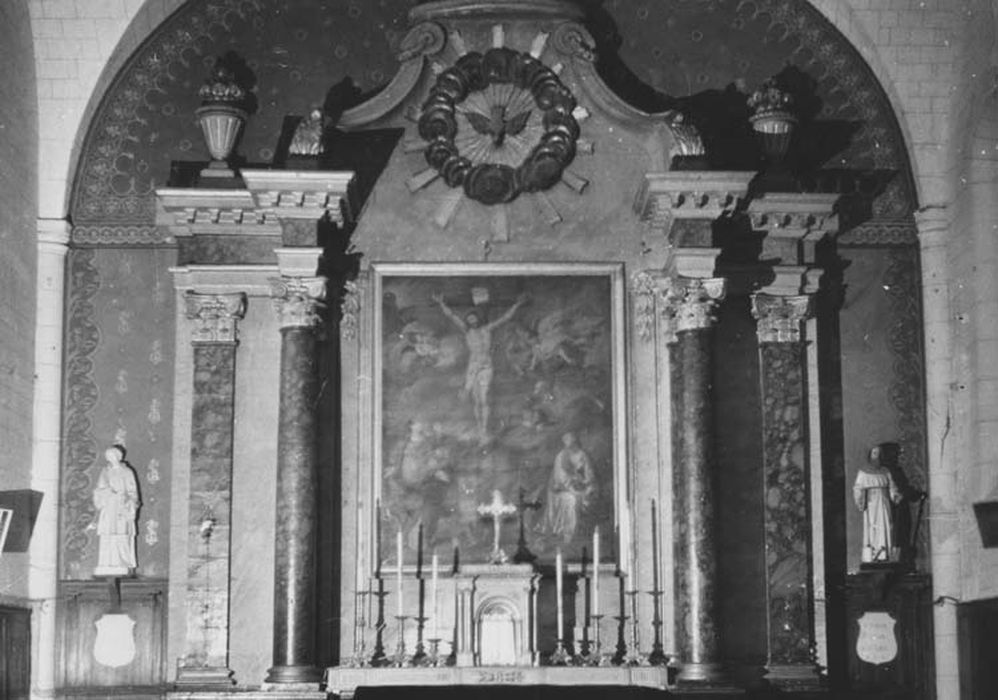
<box><xmin>464</xmin><ymin>105</ymin><xmax>532</xmax><ymax>147</ymax></box>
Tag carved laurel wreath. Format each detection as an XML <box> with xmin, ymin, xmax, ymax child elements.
<box><xmin>417</xmin><ymin>47</ymin><xmax>579</xmax><ymax>205</ymax></box>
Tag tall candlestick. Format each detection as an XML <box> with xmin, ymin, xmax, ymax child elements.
<box><xmin>651</xmin><ymin>499</ymin><xmax>660</xmax><ymax>594</ymax></box>
<box><xmin>396</xmin><ymin>529</ymin><xmax>404</xmax><ymax>619</ymax></box>
<box><xmin>556</xmin><ymin>548</ymin><xmax>564</xmax><ymax>641</ymax></box>
<box><xmin>592</xmin><ymin>527</ymin><xmax>600</xmax><ymax>618</ymax></box>
<box><xmin>375</xmin><ymin>499</ymin><xmax>382</xmax><ymax>577</ymax></box>
<box><xmin>430</xmin><ymin>552</ymin><xmax>439</xmax><ymax>640</ymax></box>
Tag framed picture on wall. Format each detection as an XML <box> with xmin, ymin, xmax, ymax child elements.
<box><xmin>0</xmin><ymin>507</ymin><xmax>13</xmax><ymax>559</ymax></box>
<box><xmin>372</xmin><ymin>262</ymin><xmax>628</xmax><ymax>566</ymax></box>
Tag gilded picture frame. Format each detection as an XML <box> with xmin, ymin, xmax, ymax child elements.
<box><xmin>372</xmin><ymin>262</ymin><xmax>627</xmax><ymax>566</ymax></box>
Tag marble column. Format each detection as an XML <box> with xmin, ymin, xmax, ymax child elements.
<box><xmin>751</xmin><ymin>293</ymin><xmax>821</xmax><ymax>687</ymax></box>
<box><xmin>265</xmin><ymin>276</ymin><xmax>327</xmax><ymax>685</ymax></box>
<box><xmin>664</xmin><ymin>276</ymin><xmax>728</xmax><ymax>685</ymax></box>
<box><xmin>176</xmin><ymin>292</ymin><xmax>246</xmax><ymax>686</ymax></box>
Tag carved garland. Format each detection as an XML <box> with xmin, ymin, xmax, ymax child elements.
<box><xmin>417</xmin><ymin>47</ymin><xmax>579</xmax><ymax>205</ymax></box>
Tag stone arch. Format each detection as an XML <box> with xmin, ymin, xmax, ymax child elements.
<box><xmin>65</xmin><ymin>0</ymin><xmax>921</xmax><ymax>242</ymax></box>
<box><xmin>806</xmin><ymin>0</ymin><xmax>924</xmax><ymax>204</ymax></box>
<box><xmin>59</xmin><ymin>0</ymin><xmax>188</xmax><ymax>221</ymax></box>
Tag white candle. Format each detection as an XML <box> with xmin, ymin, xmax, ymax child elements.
<box><xmin>396</xmin><ymin>529</ymin><xmax>404</xmax><ymax>619</ymax></box>
<box><xmin>555</xmin><ymin>548</ymin><xmax>564</xmax><ymax>641</ymax></box>
<box><xmin>356</xmin><ymin>504</ymin><xmax>365</xmax><ymax>593</ymax></box>
<box><xmin>592</xmin><ymin>527</ymin><xmax>600</xmax><ymax>618</ymax></box>
<box><xmin>430</xmin><ymin>551</ymin><xmax>439</xmax><ymax>639</ymax></box>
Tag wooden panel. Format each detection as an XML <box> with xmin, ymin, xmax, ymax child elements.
<box><xmin>57</xmin><ymin>579</ymin><xmax>167</xmax><ymax>692</ymax></box>
<box><xmin>845</xmin><ymin>571</ymin><xmax>934</xmax><ymax>698</ymax></box>
<box><xmin>958</xmin><ymin>597</ymin><xmax>998</xmax><ymax>700</ymax></box>
<box><xmin>0</xmin><ymin>605</ymin><xmax>31</xmax><ymax>700</ymax></box>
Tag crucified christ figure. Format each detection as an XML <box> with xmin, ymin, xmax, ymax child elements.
<box><xmin>433</xmin><ymin>291</ymin><xmax>527</xmax><ymax>442</ymax></box>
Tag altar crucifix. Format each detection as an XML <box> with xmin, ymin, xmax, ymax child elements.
<box><xmin>477</xmin><ymin>489</ymin><xmax>517</xmax><ymax>564</ymax></box>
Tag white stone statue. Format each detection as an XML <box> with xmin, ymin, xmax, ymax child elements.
<box><xmin>853</xmin><ymin>443</ymin><xmax>903</xmax><ymax>564</ymax></box>
<box><xmin>93</xmin><ymin>445</ymin><xmax>140</xmax><ymax>576</ymax></box>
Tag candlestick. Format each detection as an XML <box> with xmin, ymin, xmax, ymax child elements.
<box><xmin>555</xmin><ymin>548</ymin><xmax>564</xmax><ymax>643</ymax></box>
<box><xmin>651</xmin><ymin>499</ymin><xmax>659</xmax><ymax>596</ymax></box>
<box><xmin>396</xmin><ymin>529</ymin><xmax>404</xmax><ymax>619</ymax></box>
<box><xmin>592</xmin><ymin>527</ymin><xmax>600</xmax><ymax>618</ymax></box>
<box><xmin>430</xmin><ymin>552</ymin><xmax>439</xmax><ymax>640</ymax></box>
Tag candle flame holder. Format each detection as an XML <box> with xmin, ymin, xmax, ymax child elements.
<box><xmin>622</xmin><ymin>590</ymin><xmax>648</xmax><ymax>666</ymax></box>
<box><xmin>549</xmin><ymin>639</ymin><xmax>571</xmax><ymax>666</ymax></box>
<box><xmin>390</xmin><ymin>616</ymin><xmax>411</xmax><ymax>667</ymax></box>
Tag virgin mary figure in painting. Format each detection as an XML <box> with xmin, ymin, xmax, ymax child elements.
<box><xmin>853</xmin><ymin>443</ymin><xmax>903</xmax><ymax>563</ymax></box>
<box><xmin>539</xmin><ymin>431</ymin><xmax>594</xmax><ymax>543</ymax></box>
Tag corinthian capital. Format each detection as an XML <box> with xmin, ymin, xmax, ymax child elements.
<box><xmin>662</xmin><ymin>276</ymin><xmax>726</xmax><ymax>335</ymax></box>
<box><xmin>270</xmin><ymin>276</ymin><xmax>327</xmax><ymax>329</ymax></box>
<box><xmin>184</xmin><ymin>292</ymin><xmax>247</xmax><ymax>344</ymax></box>
<box><xmin>751</xmin><ymin>294</ymin><xmax>812</xmax><ymax>343</ymax></box>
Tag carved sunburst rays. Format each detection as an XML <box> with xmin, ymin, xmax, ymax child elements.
<box><xmin>455</xmin><ymin>82</ymin><xmax>544</xmax><ymax>167</ymax></box>
<box><xmin>408</xmin><ymin>27</ymin><xmax>592</xmax><ymax>240</ymax></box>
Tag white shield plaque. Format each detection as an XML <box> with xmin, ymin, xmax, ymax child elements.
<box><xmin>94</xmin><ymin>613</ymin><xmax>137</xmax><ymax>668</ymax></box>
<box><xmin>856</xmin><ymin>611</ymin><xmax>898</xmax><ymax>665</ymax></box>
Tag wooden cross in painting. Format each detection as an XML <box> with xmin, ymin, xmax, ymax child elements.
<box><xmin>477</xmin><ymin>490</ymin><xmax>517</xmax><ymax>564</ymax></box>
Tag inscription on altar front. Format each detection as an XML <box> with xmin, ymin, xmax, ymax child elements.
<box><xmin>477</xmin><ymin>670</ymin><xmax>525</xmax><ymax>684</ymax></box>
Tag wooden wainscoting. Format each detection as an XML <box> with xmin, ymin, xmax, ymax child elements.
<box><xmin>57</xmin><ymin>578</ymin><xmax>167</xmax><ymax>697</ymax></box>
<box><xmin>0</xmin><ymin>604</ymin><xmax>31</xmax><ymax>700</ymax></box>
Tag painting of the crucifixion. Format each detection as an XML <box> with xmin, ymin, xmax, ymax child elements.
<box><xmin>378</xmin><ymin>269</ymin><xmax>618</xmax><ymax>564</ymax></box>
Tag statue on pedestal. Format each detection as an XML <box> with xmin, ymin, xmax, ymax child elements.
<box><xmin>93</xmin><ymin>445</ymin><xmax>140</xmax><ymax>577</ymax></box>
<box><xmin>853</xmin><ymin>443</ymin><xmax>903</xmax><ymax>564</ymax></box>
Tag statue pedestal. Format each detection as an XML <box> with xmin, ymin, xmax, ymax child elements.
<box><xmin>453</xmin><ymin>563</ymin><xmax>539</xmax><ymax>667</ymax></box>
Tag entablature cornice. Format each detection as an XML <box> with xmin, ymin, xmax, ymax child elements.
<box><xmin>747</xmin><ymin>192</ymin><xmax>840</xmax><ymax>240</ymax></box>
<box><xmin>156</xmin><ymin>169</ymin><xmax>356</xmax><ymax>238</ymax></box>
<box><xmin>170</xmin><ymin>264</ymin><xmax>279</xmax><ymax>297</ymax></box>
<box><xmin>635</xmin><ymin>171</ymin><xmax>754</xmax><ymax>239</ymax></box>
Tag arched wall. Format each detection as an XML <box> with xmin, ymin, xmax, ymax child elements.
<box><xmin>56</xmin><ymin>0</ymin><xmax>929</xmax><ymax>231</ymax></box>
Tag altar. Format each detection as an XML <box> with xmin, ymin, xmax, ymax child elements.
<box><xmin>323</xmin><ymin>667</ymin><xmax>673</xmax><ymax>699</ymax></box>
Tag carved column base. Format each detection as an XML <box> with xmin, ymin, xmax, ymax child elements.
<box><xmin>263</xmin><ymin>665</ymin><xmax>324</xmax><ymax>685</ymax></box>
<box><xmin>174</xmin><ymin>666</ymin><xmax>235</xmax><ymax>687</ymax></box>
<box><xmin>764</xmin><ymin>662</ymin><xmax>823</xmax><ymax>690</ymax></box>
<box><xmin>675</xmin><ymin>661</ymin><xmax>735</xmax><ymax>689</ymax></box>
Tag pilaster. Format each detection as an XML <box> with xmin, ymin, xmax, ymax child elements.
<box><xmin>748</xmin><ymin>191</ymin><xmax>839</xmax><ymax>682</ymax></box>
<box><xmin>751</xmin><ymin>293</ymin><xmax>821</xmax><ymax>689</ymax></box>
<box><xmin>175</xmin><ymin>292</ymin><xmax>246</xmax><ymax>687</ymax></box>
<box><xmin>914</xmin><ymin>206</ymin><xmax>958</xmax><ymax>700</ymax></box>
<box><xmin>30</xmin><ymin>218</ymin><xmax>71</xmax><ymax>698</ymax></box>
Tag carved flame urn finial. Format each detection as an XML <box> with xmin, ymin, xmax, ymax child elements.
<box><xmin>195</xmin><ymin>62</ymin><xmax>248</xmax><ymax>178</ymax></box>
<box><xmin>748</xmin><ymin>77</ymin><xmax>797</xmax><ymax>168</ymax></box>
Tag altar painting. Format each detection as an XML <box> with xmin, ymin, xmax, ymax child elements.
<box><xmin>376</xmin><ymin>264</ymin><xmax>623</xmax><ymax>565</ymax></box>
